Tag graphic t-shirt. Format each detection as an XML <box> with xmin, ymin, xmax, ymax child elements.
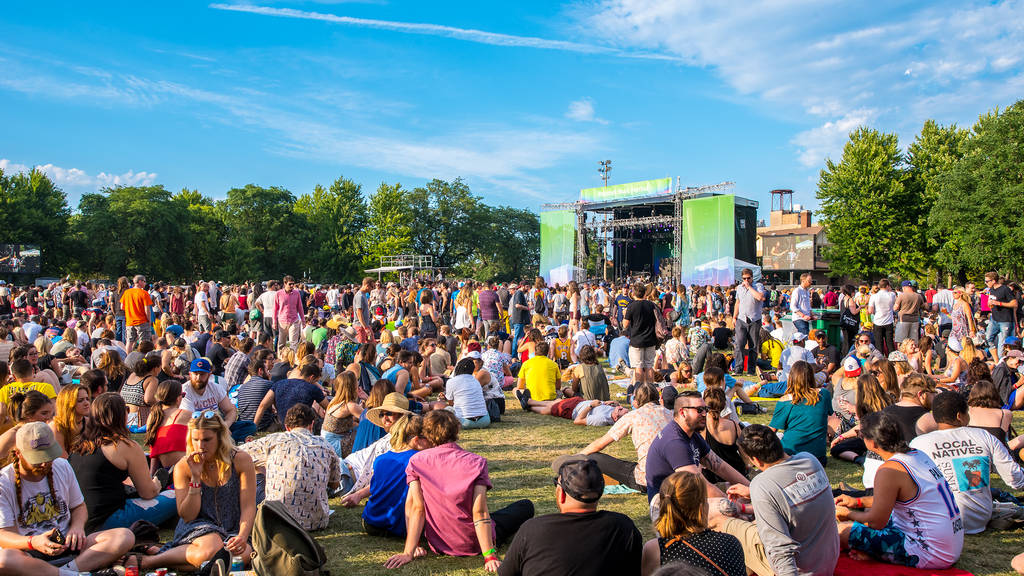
<box><xmin>181</xmin><ymin>381</ymin><xmax>227</xmax><ymax>413</ymax></box>
<box><xmin>0</xmin><ymin>381</ymin><xmax>57</xmax><ymax>402</ymax></box>
<box><xmin>0</xmin><ymin>459</ymin><xmax>83</xmax><ymax>536</ymax></box>
<box><xmin>910</xmin><ymin>426</ymin><xmax>1024</xmax><ymax>534</ymax></box>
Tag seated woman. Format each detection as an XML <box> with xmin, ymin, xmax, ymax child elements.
<box><xmin>701</xmin><ymin>387</ymin><xmax>746</xmax><ymax>484</ymax></box>
<box><xmin>385</xmin><ymin>410</ymin><xmax>534</xmax><ymax>570</ymax></box>
<box><xmin>442</xmin><ymin>358</ymin><xmax>490</xmax><ymax>429</ymax></box>
<box><xmin>50</xmin><ymin>384</ymin><xmax>90</xmax><ymax>456</ymax></box>
<box><xmin>322</xmin><ymin>371</ymin><xmax>362</xmax><ymax>458</ymax></box>
<box><xmin>120</xmin><ymin>355</ymin><xmax>160</xmax><ymax>428</ymax></box>
<box><xmin>769</xmin><ymin>361</ymin><xmax>832</xmax><ymax>465</ymax></box>
<box><xmin>68</xmin><ymin>393</ymin><xmax>177</xmax><ymax>531</ymax></box>
<box><xmin>352</xmin><ymin>380</ymin><xmax>396</xmax><ymax>453</ymax></box>
<box><xmin>968</xmin><ymin>379</ymin><xmax>1013</xmax><ymax>444</ymax></box>
<box><xmin>0</xmin><ymin>392</ymin><xmax>55</xmax><ymax>466</ymax></box>
<box><xmin>836</xmin><ymin>411</ymin><xmax>964</xmax><ymax>570</ymax></box>
<box><xmin>340</xmin><ymin>393</ymin><xmax>415</xmax><ymax>507</ymax></box>
<box><xmin>145</xmin><ymin>379</ymin><xmax>191</xmax><ymax>472</ymax></box>
<box><xmin>361</xmin><ymin>415</ymin><xmax>427</xmax><ymax>537</ymax></box>
<box><xmin>347</xmin><ymin>344</ymin><xmax>383</xmax><ymax>397</ymax></box>
<box><xmin>139</xmin><ymin>412</ymin><xmax>258</xmax><ymax>574</ymax></box>
<box><xmin>641</xmin><ymin>470</ymin><xmax>746</xmax><ymax>576</ymax></box>
<box><xmin>563</xmin><ymin>345</ymin><xmax>610</xmax><ymax>401</ymax></box>
<box><xmin>830</xmin><ymin>373</ymin><xmax>892</xmax><ymax>463</ymax></box>
<box><xmin>0</xmin><ymin>422</ymin><xmax>135</xmax><ymax>576</ymax></box>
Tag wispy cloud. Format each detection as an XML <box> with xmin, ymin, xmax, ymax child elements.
<box><xmin>565</xmin><ymin>98</ymin><xmax>608</xmax><ymax>125</ymax></box>
<box><xmin>1</xmin><ymin>158</ymin><xmax>158</xmax><ymax>191</ymax></box>
<box><xmin>208</xmin><ymin>3</ymin><xmax>679</xmax><ymax>61</ymax></box>
<box><xmin>582</xmin><ymin>0</ymin><xmax>1024</xmax><ymax>169</ymax></box>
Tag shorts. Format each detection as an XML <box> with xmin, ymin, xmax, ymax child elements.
<box><xmin>628</xmin><ymin>346</ymin><xmax>656</xmax><ymax>370</ymax></box>
<box><xmin>550</xmin><ymin>396</ymin><xmax>585</xmax><ymax>419</ymax></box>
<box><xmin>126</xmin><ymin>323</ymin><xmax>153</xmax><ymax>342</ymax></box>
<box><xmin>355</xmin><ymin>325</ymin><xmax>374</xmax><ymax>344</ymax></box>
<box><xmin>848</xmin><ymin>520</ymin><xmax>916</xmax><ymax>567</ymax></box>
<box><xmin>718</xmin><ymin>517</ymin><xmax>773</xmax><ymax>576</ymax></box>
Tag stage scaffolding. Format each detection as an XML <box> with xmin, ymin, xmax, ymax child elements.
<box><xmin>364</xmin><ymin>254</ymin><xmax>442</xmax><ymax>283</ymax></box>
<box><xmin>542</xmin><ymin>180</ymin><xmax>734</xmax><ymax>281</ymax></box>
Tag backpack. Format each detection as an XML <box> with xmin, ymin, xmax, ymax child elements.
<box><xmin>13</xmin><ymin>293</ymin><xmax>26</xmax><ymax>308</ymax></box>
<box><xmin>252</xmin><ymin>500</ymin><xmax>329</xmax><ymax>576</ymax></box>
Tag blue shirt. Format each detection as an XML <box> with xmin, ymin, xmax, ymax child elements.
<box><xmin>645</xmin><ymin>421</ymin><xmax>711</xmax><ymax>501</ymax></box>
<box><xmin>270</xmin><ymin>378</ymin><xmax>325</xmax><ymax>425</ymax></box>
<box><xmin>362</xmin><ymin>449</ymin><xmax>416</xmax><ymax>535</ymax></box>
<box><xmin>352</xmin><ymin>409</ymin><xmax>387</xmax><ymax>453</ymax></box>
<box><xmin>381</xmin><ymin>365</ymin><xmax>410</xmax><ymax>395</ymax></box>
<box><xmin>695</xmin><ymin>371</ymin><xmax>738</xmax><ymax>392</ymax></box>
<box><xmin>608</xmin><ymin>336</ymin><xmax>630</xmax><ymax>369</ymax></box>
<box><xmin>769</xmin><ymin>389</ymin><xmax>833</xmax><ymax>461</ymax></box>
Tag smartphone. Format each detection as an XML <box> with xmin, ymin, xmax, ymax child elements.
<box><xmin>51</xmin><ymin>527</ymin><xmax>65</xmax><ymax>545</ymax></box>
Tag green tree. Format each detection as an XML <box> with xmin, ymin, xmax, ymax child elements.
<box><xmin>362</xmin><ymin>182</ymin><xmax>413</xmax><ymax>272</ymax></box>
<box><xmin>930</xmin><ymin>101</ymin><xmax>1024</xmax><ymax>278</ymax></box>
<box><xmin>173</xmin><ymin>189</ymin><xmax>227</xmax><ymax>280</ymax></box>
<box><xmin>408</xmin><ymin>178</ymin><xmax>480</xmax><ymax>269</ymax></box>
<box><xmin>220</xmin><ymin>184</ymin><xmax>304</xmax><ymax>282</ymax></box>
<box><xmin>816</xmin><ymin>127</ymin><xmax>921</xmax><ymax>279</ymax></box>
<box><xmin>459</xmin><ymin>205</ymin><xmax>539</xmax><ymax>280</ymax></box>
<box><xmin>0</xmin><ymin>168</ymin><xmax>72</xmax><ymax>275</ymax></box>
<box><xmin>905</xmin><ymin>120</ymin><xmax>969</xmax><ymax>278</ymax></box>
<box><xmin>294</xmin><ymin>177</ymin><xmax>367</xmax><ymax>282</ymax></box>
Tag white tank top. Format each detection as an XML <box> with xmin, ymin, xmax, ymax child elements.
<box><xmin>886</xmin><ymin>449</ymin><xmax>965</xmax><ymax>569</ymax></box>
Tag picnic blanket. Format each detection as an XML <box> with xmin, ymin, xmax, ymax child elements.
<box><xmin>834</xmin><ymin>555</ymin><xmax>975</xmax><ymax>576</ymax></box>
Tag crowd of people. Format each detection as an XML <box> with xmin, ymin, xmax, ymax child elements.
<box><xmin>0</xmin><ymin>269</ymin><xmax>1022</xmax><ymax>575</ymax></box>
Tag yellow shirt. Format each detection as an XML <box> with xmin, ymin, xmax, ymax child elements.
<box><xmin>0</xmin><ymin>381</ymin><xmax>57</xmax><ymax>403</ymax></box>
<box><xmin>761</xmin><ymin>339</ymin><xmax>784</xmax><ymax>369</ymax></box>
<box><xmin>518</xmin><ymin>355</ymin><xmax>559</xmax><ymax>401</ymax></box>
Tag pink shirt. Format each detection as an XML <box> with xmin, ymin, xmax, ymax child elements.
<box><xmin>273</xmin><ymin>289</ymin><xmax>304</xmax><ymax>325</ymax></box>
<box><xmin>406</xmin><ymin>442</ymin><xmax>494</xmax><ymax>556</ymax></box>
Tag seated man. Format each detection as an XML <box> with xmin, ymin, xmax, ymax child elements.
<box><xmin>515</xmin><ymin>341</ymin><xmax>560</xmax><ymax>402</ymax></box>
<box><xmin>778</xmin><ymin>332</ymin><xmax>824</xmax><ymax>385</ymax></box>
<box><xmin>519</xmin><ymin>392</ymin><xmax>627</xmax><ymax>427</ymax></box>
<box><xmin>498</xmin><ymin>457</ymin><xmax>643</xmax><ymax>576</ymax></box>
<box><xmin>718</xmin><ymin>424</ymin><xmax>839</xmax><ymax>576</ymax></box>
<box><xmin>0</xmin><ymin>423</ymin><xmax>135</xmax><ymax>576</ymax></box>
<box><xmin>569</xmin><ymin>383</ymin><xmax>671</xmax><ymax>493</ymax></box>
<box><xmin>645</xmin><ymin>391</ymin><xmax>749</xmax><ymax>521</ymax></box>
<box><xmin>910</xmin><ymin>391</ymin><xmax>1024</xmax><ymax>533</ymax></box>
<box><xmin>254</xmin><ymin>364</ymin><xmax>328</xmax><ymax>428</ymax></box>
<box><xmin>0</xmin><ymin>359</ymin><xmax>57</xmax><ymax>404</ymax></box>
<box><xmin>835</xmin><ymin>411</ymin><xmax>964</xmax><ymax>570</ymax></box>
<box><xmin>243</xmin><ymin>404</ymin><xmax>341</xmax><ymax>531</ymax></box>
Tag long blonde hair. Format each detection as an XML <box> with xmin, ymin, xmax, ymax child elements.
<box><xmin>187</xmin><ymin>412</ymin><xmax>235</xmax><ymax>484</ymax></box>
<box><xmin>53</xmin><ymin>384</ymin><xmax>88</xmax><ymax>452</ymax></box>
<box><xmin>326</xmin><ymin>371</ymin><xmax>358</xmax><ymax>411</ymax></box>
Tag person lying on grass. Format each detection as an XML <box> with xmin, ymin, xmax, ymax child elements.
<box><xmin>385</xmin><ymin>410</ymin><xmax>534</xmax><ymax>572</ymax></box>
<box><xmin>516</xmin><ymin>388</ymin><xmax>628</xmax><ymax>427</ymax></box>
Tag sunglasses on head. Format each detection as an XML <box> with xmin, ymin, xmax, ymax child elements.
<box><xmin>191</xmin><ymin>410</ymin><xmax>216</xmax><ymax>420</ymax></box>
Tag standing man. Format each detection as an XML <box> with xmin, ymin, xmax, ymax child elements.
<box><xmin>353</xmin><ymin>277</ymin><xmax>375</xmax><ymax>345</ymax></box>
<box><xmin>255</xmin><ymin>280</ymin><xmax>278</xmax><ymax>341</ymax></box>
<box><xmin>120</xmin><ymin>274</ymin><xmax>153</xmax><ymax>353</ymax></box>
<box><xmin>623</xmin><ymin>284</ymin><xmax>658</xmax><ymax>389</ymax></box>
<box><xmin>510</xmin><ymin>281</ymin><xmax>530</xmax><ymax>353</ymax></box>
<box><xmin>733</xmin><ymin>268</ymin><xmax>765</xmax><ymax>376</ymax></box>
<box><xmin>790</xmin><ymin>273</ymin><xmax>814</xmax><ymax>337</ymax></box>
<box><xmin>272</xmin><ymin>276</ymin><xmax>304</xmax><ymax>350</ymax></box>
<box><xmin>477</xmin><ymin>281</ymin><xmax>502</xmax><ymax>340</ymax></box>
<box><xmin>868</xmin><ymin>279</ymin><xmax>897</xmax><ymax>356</ymax></box>
<box><xmin>893</xmin><ymin>280</ymin><xmax>922</xmax><ymax>345</ymax></box>
<box><xmin>985</xmin><ymin>272</ymin><xmax>1017</xmax><ymax>361</ymax></box>
<box><xmin>194</xmin><ymin>281</ymin><xmax>211</xmax><ymax>332</ymax></box>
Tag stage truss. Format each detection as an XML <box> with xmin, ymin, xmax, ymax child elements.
<box><xmin>543</xmin><ymin>181</ymin><xmax>734</xmax><ymax>280</ymax></box>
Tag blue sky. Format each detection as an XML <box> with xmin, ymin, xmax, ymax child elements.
<box><xmin>2</xmin><ymin>1</ymin><xmax>1022</xmax><ymax>217</ymax></box>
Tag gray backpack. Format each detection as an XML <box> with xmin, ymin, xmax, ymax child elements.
<box><xmin>251</xmin><ymin>500</ymin><xmax>329</xmax><ymax>576</ymax></box>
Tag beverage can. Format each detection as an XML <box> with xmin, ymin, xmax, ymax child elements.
<box><xmin>231</xmin><ymin>556</ymin><xmax>244</xmax><ymax>571</ymax></box>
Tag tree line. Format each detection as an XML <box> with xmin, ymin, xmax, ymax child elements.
<box><xmin>816</xmin><ymin>98</ymin><xmax>1024</xmax><ymax>283</ymax></box>
<box><xmin>0</xmin><ymin>173</ymin><xmax>540</xmax><ymax>283</ymax></box>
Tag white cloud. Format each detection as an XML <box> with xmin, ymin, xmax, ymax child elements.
<box><xmin>791</xmin><ymin>109</ymin><xmax>878</xmax><ymax>168</ymax></box>
<box><xmin>0</xmin><ymin>158</ymin><xmax>158</xmax><ymax>190</ymax></box>
<box><xmin>565</xmin><ymin>98</ymin><xmax>608</xmax><ymax>124</ymax></box>
<box><xmin>581</xmin><ymin>0</ymin><xmax>1024</xmax><ymax>168</ymax></box>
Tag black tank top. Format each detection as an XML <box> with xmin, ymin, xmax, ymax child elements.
<box><xmin>970</xmin><ymin>424</ymin><xmax>1008</xmax><ymax>444</ymax></box>
<box><xmin>702</xmin><ymin>424</ymin><xmax>747</xmax><ymax>483</ymax></box>
<box><xmin>883</xmin><ymin>404</ymin><xmax>929</xmax><ymax>442</ymax></box>
<box><xmin>68</xmin><ymin>447</ymin><xmax>128</xmax><ymax>532</ymax></box>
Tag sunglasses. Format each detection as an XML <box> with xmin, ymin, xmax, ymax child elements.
<box><xmin>191</xmin><ymin>410</ymin><xmax>217</xmax><ymax>420</ymax></box>
<box><xmin>857</xmin><ymin>339</ymin><xmax>870</xmax><ymax>344</ymax></box>
<box><xmin>379</xmin><ymin>411</ymin><xmax>402</xmax><ymax>418</ymax></box>
<box><xmin>681</xmin><ymin>406</ymin><xmax>710</xmax><ymax>415</ymax></box>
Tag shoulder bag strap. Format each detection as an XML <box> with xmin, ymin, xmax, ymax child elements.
<box><xmin>679</xmin><ymin>538</ymin><xmax>729</xmax><ymax>576</ymax></box>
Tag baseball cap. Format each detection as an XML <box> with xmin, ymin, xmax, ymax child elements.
<box><xmin>551</xmin><ymin>455</ymin><xmax>604</xmax><ymax>503</ymax></box>
<box><xmin>466</xmin><ymin>350</ymin><xmax>482</xmax><ymax>360</ymax></box>
<box><xmin>888</xmin><ymin>351</ymin><xmax>909</xmax><ymax>362</ymax></box>
<box><xmin>1005</xmin><ymin>350</ymin><xmax>1024</xmax><ymax>360</ymax></box>
<box><xmin>190</xmin><ymin>358</ymin><xmax>213</xmax><ymax>373</ymax></box>
<box><xmin>791</xmin><ymin>331</ymin><xmax>807</xmax><ymax>342</ymax></box>
<box><xmin>467</xmin><ymin>341</ymin><xmax>482</xmax><ymax>352</ymax></box>
<box><xmin>16</xmin><ymin>422</ymin><xmax>63</xmax><ymax>465</ymax></box>
<box><xmin>164</xmin><ymin>325</ymin><xmax>184</xmax><ymax>337</ymax></box>
<box><xmin>901</xmin><ymin>280</ymin><xmax>913</xmax><ymax>288</ymax></box>
<box><xmin>843</xmin><ymin>356</ymin><xmax>862</xmax><ymax>377</ymax></box>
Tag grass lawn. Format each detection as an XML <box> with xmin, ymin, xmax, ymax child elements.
<box><xmin>261</xmin><ymin>377</ymin><xmax>1024</xmax><ymax>575</ymax></box>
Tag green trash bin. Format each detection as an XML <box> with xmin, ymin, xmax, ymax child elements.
<box><xmin>811</xmin><ymin>309</ymin><xmax>843</xmax><ymax>350</ymax></box>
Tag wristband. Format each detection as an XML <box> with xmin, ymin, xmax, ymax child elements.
<box><xmin>485</xmin><ymin>554</ymin><xmax>499</xmax><ymax>563</ymax></box>
<box><xmin>483</xmin><ymin>547</ymin><xmax>497</xmax><ymax>557</ymax></box>
<box><xmin>189</xmin><ymin>482</ymin><xmax>202</xmax><ymax>489</ymax></box>
<box><xmin>856</xmin><ymin>497</ymin><xmax>863</xmax><ymax>508</ymax></box>
<box><xmin>26</xmin><ymin>535</ymin><xmax>34</xmax><ymax>551</ymax></box>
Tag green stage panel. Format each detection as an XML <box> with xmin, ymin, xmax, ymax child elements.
<box><xmin>579</xmin><ymin>178</ymin><xmax>671</xmax><ymax>202</ymax></box>
<box><xmin>539</xmin><ymin>209</ymin><xmax>576</xmax><ymax>284</ymax></box>
<box><xmin>680</xmin><ymin>195</ymin><xmax>735</xmax><ymax>286</ymax></box>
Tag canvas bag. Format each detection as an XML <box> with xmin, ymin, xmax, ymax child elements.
<box><xmin>252</xmin><ymin>500</ymin><xmax>329</xmax><ymax>576</ymax></box>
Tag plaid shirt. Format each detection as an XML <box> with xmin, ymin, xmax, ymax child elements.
<box><xmin>244</xmin><ymin>428</ymin><xmax>341</xmax><ymax>531</ymax></box>
<box><xmin>223</xmin><ymin>351</ymin><xmax>250</xmax><ymax>391</ymax></box>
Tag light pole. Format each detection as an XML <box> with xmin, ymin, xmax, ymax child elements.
<box><xmin>598</xmin><ymin>160</ymin><xmax>612</xmax><ymax>280</ymax></box>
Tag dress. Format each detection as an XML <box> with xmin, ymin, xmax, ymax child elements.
<box><xmin>658</xmin><ymin>531</ymin><xmax>747</xmax><ymax>576</ymax></box>
<box><xmin>322</xmin><ymin>409</ymin><xmax>358</xmax><ymax>457</ymax></box>
<box><xmin>168</xmin><ymin>452</ymin><xmax>244</xmax><ymax>547</ymax></box>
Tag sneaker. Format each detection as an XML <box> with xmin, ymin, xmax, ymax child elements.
<box><xmin>515</xmin><ymin>388</ymin><xmax>531</xmax><ymax>411</ymax></box>
<box><xmin>198</xmin><ymin>548</ymin><xmax>231</xmax><ymax>576</ymax></box>
<box><xmin>86</xmin><ymin>568</ymin><xmax>126</xmax><ymax>576</ymax></box>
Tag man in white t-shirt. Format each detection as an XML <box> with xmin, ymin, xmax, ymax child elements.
<box><xmin>182</xmin><ymin>358</ymin><xmax>237</xmax><ymax>425</ymax></box>
<box><xmin>194</xmin><ymin>282</ymin><xmax>211</xmax><ymax>332</ymax></box>
<box><xmin>931</xmin><ymin>287</ymin><xmax>955</xmax><ymax>336</ymax></box>
<box><xmin>0</xmin><ymin>423</ymin><xmax>134</xmax><ymax>574</ymax></box>
<box><xmin>910</xmin><ymin>391</ymin><xmax>1024</xmax><ymax>534</ymax></box>
<box><xmin>572</xmin><ymin>321</ymin><xmax>599</xmax><ymax>361</ymax></box>
<box><xmin>255</xmin><ymin>281</ymin><xmax>279</xmax><ymax>339</ymax></box>
<box><xmin>326</xmin><ymin>285</ymin><xmax>341</xmax><ymax>311</ymax></box>
<box><xmin>868</xmin><ymin>279</ymin><xmax>897</xmax><ymax>356</ymax></box>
